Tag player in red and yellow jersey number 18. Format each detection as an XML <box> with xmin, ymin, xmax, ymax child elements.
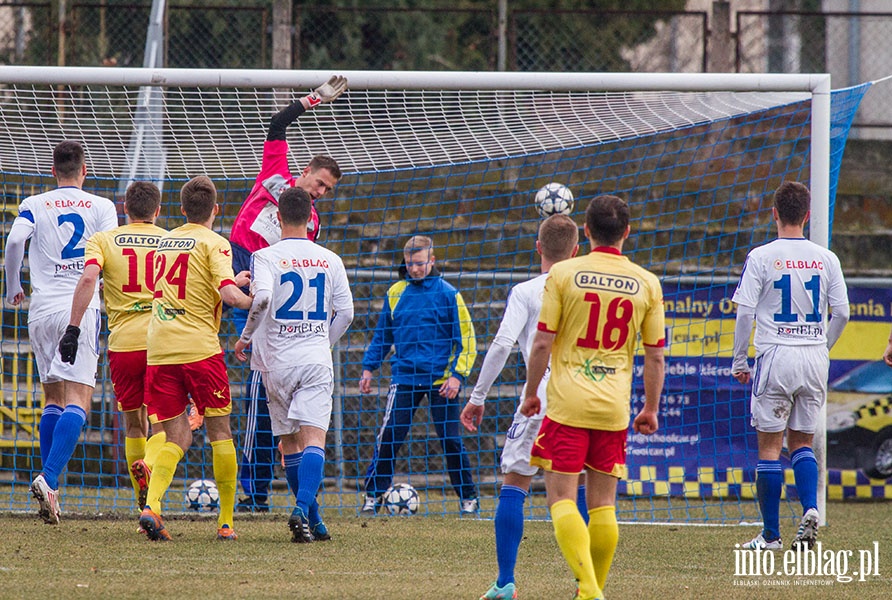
<box><xmin>520</xmin><ymin>194</ymin><xmax>666</xmax><ymax>600</ymax></box>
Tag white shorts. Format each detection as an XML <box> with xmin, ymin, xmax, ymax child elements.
<box><xmin>262</xmin><ymin>363</ymin><xmax>334</xmax><ymax>435</ymax></box>
<box><xmin>501</xmin><ymin>407</ymin><xmax>545</xmax><ymax>476</ymax></box>
<box><xmin>29</xmin><ymin>309</ymin><xmax>100</xmax><ymax>387</ymax></box>
<box><xmin>750</xmin><ymin>344</ymin><xmax>828</xmax><ymax>434</ymax></box>
<box><xmin>501</xmin><ymin>373</ymin><xmax>549</xmax><ymax>476</ymax></box>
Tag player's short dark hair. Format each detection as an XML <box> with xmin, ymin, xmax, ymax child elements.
<box><xmin>124</xmin><ymin>181</ymin><xmax>161</xmax><ymax>220</ymax></box>
<box><xmin>307</xmin><ymin>155</ymin><xmax>342</xmax><ymax>180</ymax></box>
<box><xmin>773</xmin><ymin>181</ymin><xmax>810</xmax><ymax>226</ymax></box>
<box><xmin>585</xmin><ymin>195</ymin><xmax>630</xmax><ymax>246</ymax></box>
<box><xmin>278</xmin><ymin>186</ymin><xmax>313</xmax><ymax>226</ymax></box>
<box><xmin>180</xmin><ymin>175</ymin><xmax>216</xmax><ymax>223</ymax></box>
<box><xmin>53</xmin><ymin>140</ymin><xmax>85</xmax><ymax>179</ymax></box>
<box><xmin>538</xmin><ymin>214</ymin><xmax>579</xmax><ymax>261</ymax></box>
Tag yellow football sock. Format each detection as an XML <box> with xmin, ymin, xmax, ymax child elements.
<box><xmin>551</xmin><ymin>499</ymin><xmax>602</xmax><ymax>600</ymax></box>
<box><xmin>145</xmin><ymin>442</ymin><xmax>183</xmax><ymax>513</ymax></box>
<box><xmin>124</xmin><ymin>436</ymin><xmax>146</xmax><ymax>508</ymax></box>
<box><xmin>144</xmin><ymin>431</ymin><xmax>166</xmax><ymax>470</ymax></box>
<box><xmin>212</xmin><ymin>439</ymin><xmax>238</xmax><ymax>530</ymax></box>
<box><xmin>588</xmin><ymin>505</ymin><xmax>619</xmax><ymax>591</ymax></box>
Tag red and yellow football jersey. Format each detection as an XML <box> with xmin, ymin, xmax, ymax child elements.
<box><xmin>147</xmin><ymin>223</ymin><xmax>236</xmax><ymax>365</ymax></box>
<box><xmin>538</xmin><ymin>248</ymin><xmax>665</xmax><ymax>431</ymax></box>
<box><xmin>84</xmin><ymin>223</ymin><xmax>166</xmax><ymax>352</ymax></box>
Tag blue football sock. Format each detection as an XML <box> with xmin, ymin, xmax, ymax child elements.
<box><xmin>791</xmin><ymin>447</ymin><xmax>818</xmax><ymax>513</ymax></box>
<box><xmin>296</xmin><ymin>446</ymin><xmax>325</xmax><ymax>514</ymax></box>
<box><xmin>38</xmin><ymin>404</ymin><xmax>63</xmax><ymax>467</ymax></box>
<box><xmin>284</xmin><ymin>451</ymin><xmax>323</xmax><ymax>523</ymax></box>
<box><xmin>308</xmin><ymin>494</ymin><xmax>322</xmax><ymax>526</ymax></box>
<box><xmin>577</xmin><ymin>483</ymin><xmax>589</xmax><ymax>524</ymax></box>
<box><xmin>42</xmin><ymin>405</ymin><xmax>87</xmax><ymax>490</ymax></box>
<box><xmin>284</xmin><ymin>451</ymin><xmax>302</xmax><ymax>500</ymax></box>
<box><xmin>756</xmin><ymin>460</ymin><xmax>783</xmax><ymax>541</ymax></box>
<box><xmin>494</xmin><ymin>484</ymin><xmax>527</xmax><ymax>588</ymax></box>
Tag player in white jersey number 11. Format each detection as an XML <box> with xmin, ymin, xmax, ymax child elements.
<box><xmin>731</xmin><ymin>181</ymin><xmax>849</xmax><ymax>552</ymax></box>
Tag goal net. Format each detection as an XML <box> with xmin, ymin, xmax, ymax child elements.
<box><xmin>0</xmin><ymin>67</ymin><xmax>868</xmax><ymax>524</ymax></box>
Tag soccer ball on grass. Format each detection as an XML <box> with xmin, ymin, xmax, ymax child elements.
<box><xmin>186</xmin><ymin>479</ymin><xmax>219</xmax><ymax>512</ymax></box>
<box><xmin>382</xmin><ymin>483</ymin><xmax>420</xmax><ymax>516</ymax></box>
<box><xmin>535</xmin><ymin>182</ymin><xmax>574</xmax><ymax>218</ymax></box>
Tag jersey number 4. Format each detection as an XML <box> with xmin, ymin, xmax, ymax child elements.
<box><xmin>576</xmin><ymin>292</ymin><xmax>633</xmax><ymax>350</ymax></box>
<box><xmin>276</xmin><ymin>272</ymin><xmax>327</xmax><ymax>320</ymax></box>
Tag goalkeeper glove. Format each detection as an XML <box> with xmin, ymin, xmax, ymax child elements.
<box><xmin>306</xmin><ymin>75</ymin><xmax>348</xmax><ymax>107</ymax></box>
<box><xmin>59</xmin><ymin>325</ymin><xmax>81</xmax><ymax>365</ymax></box>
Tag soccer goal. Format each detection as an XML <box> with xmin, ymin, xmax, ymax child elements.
<box><xmin>0</xmin><ymin>67</ymin><xmax>868</xmax><ymax>524</ymax></box>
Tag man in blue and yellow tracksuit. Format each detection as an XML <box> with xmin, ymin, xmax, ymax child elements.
<box><xmin>360</xmin><ymin>235</ymin><xmax>479</xmax><ymax>514</ymax></box>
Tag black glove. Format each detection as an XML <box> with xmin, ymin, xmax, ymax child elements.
<box><xmin>59</xmin><ymin>325</ymin><xmax>81</xmax><ymax>365</ymax></box>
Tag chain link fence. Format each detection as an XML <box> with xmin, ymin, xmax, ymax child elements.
<box><xmin>737</xmin><ymin>10</ymin><xmax>892</xmax><ymax>132</ymax></box>
<box><xmin>0</xmin><ymin>2</ymin><xmax>702</xmax><ymax>73</ymax></box>
<box><xmin>65</xmin><ymin>2</ymin><xmax>271</xmax><ymax>68</ymax></box>
<box><xmin>0</xmin><ymin>2</ymin><xmax>51</xmax><ymax>65</ymax></box>
<box><xmin>294</xmin><ymin>6</ymin><xmax>496</xmax><ymax>71</ymax></box>
<box><xmin>511</xmin><ymin>9</ymin><xmax>706</xmax><ymax>73</ymax></box>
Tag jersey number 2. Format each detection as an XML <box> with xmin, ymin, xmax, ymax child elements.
<box><xmin>58</xmin><ymin>213</ymin><xmax>85</xmax><ymax>259</ymax></box>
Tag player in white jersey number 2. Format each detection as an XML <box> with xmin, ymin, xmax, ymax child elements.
<box><xmin>460</xmin><ymin>214</ymin><xmax>582</xmax><ymax>600</ymax></box>
<box><xmin>234</xmin><ymin>187</ymin><xmax>353</xmax><ymax>543</ymax></box>
<box><xmin>731</xmin><ymin>181</ymin><xmax>849</xmax><ymax>552</ymax></box>
<box><xmin>4</xmin><ymin>141</ymin><xmax>118</xmax><ymax>525</ymax></box>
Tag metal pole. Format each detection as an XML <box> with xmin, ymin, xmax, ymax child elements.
<box><xmin>497</xmin><ymin>0</ymin><xmax>507</xmax><ymax>72</ymax></box>
<box><xmin>808</xmin><ymin>74</ymin><xmax>832</xmax><ymax>526</ymax></box>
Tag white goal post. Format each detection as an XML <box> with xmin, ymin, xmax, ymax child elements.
<box><xmin>0</xmin><ymin>67</ymin><xmax>842</xmax><ymax>524</ymax></box>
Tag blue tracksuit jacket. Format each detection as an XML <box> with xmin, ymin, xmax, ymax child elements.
<box><xmin>362</xmin><ymin>266</ymin><xmax>477</xmax><ymax>385</ymax></box>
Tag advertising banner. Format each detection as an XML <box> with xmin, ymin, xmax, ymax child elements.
<box><xmin>623</xmin><ymin>282</ymin><xmax>892</xmax><ymax>498</ymax></box>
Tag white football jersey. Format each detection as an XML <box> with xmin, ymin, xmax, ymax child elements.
<box><xmin>249</xmin><ymin>238</ymin><xmax>353</xmax><ymax>372</ymax></box>
<box><xmin>732</xmin><ymin>237</ymin><xmax>848</xmax><ymax>353</ymax></box>
<box><xmin>468</xmin><ymin>272</ymin><xmax>550</xmax><ymax>406</ymax></box>
<box><xmin>13</xmin><ymin>187</ymin><xmax>118</xmax><ymax>320</ymax></box>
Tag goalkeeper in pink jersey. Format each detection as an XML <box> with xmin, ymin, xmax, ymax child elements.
<box><xmin>228</xmin><ymin>75</ymin><xmax>347</xmax><ymax>513</ymax></box>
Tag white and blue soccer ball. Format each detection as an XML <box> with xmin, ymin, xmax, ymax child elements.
<box><xmin>382</xmin><ymin>483</ymin><xmax>420</xmax><ymax>516</ymax></box>
<box><xmin>186</xmin><ymin>479</ymin><xmax>219</xmax><ymax>512</ymax></box>
<box><xmin>535</xmin><ymin>182</ymin><xmax>575</xmax><ymax>218</ymax></box>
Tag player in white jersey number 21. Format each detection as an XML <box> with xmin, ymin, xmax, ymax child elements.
<box><xmin>235</xmin><ymin>187</ymin><xmax>353</xmax><ymax>543</ymax></box>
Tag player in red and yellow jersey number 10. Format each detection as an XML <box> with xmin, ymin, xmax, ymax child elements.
<box><xmin>62</xmin><ymin>181</ymin><xmax>168</xmax><ymax>517</ymax></box>
<box><xmin>520</xmin><ymin>194</ymin><xmax>666</xmax><ymax>600</ymax></box>
<box><xmin>138</xmin><ymin>176</ymin><xmax>253</xmax><ymax>543</ymax></box>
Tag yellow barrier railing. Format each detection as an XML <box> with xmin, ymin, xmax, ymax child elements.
<box><xmin>0</xmin><ymin>306</ymin><xmax>42</xmax><ymax>449</ymax></box>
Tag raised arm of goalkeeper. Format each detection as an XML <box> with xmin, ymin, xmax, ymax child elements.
<box><xmin>268</xmin><ymin>75</ymin><xmax>348</xmax><ymax>142</ymax></box>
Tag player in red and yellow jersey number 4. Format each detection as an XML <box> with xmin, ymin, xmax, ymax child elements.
<box><xmin>520</xmin><ymin>195</ymin><xmax>666</xmax><ymax>600</ymax></box>
<box><xmin>138</xmin><ymin>176</ymin><xmax>252</xmax><ymax>542</ymax></box>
